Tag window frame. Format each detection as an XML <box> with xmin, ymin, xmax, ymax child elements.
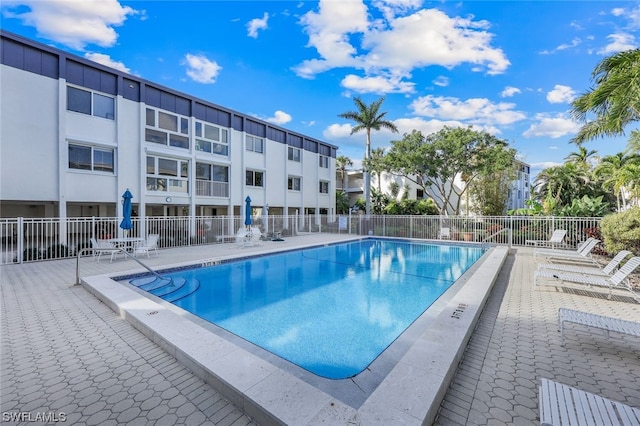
<box><xmin>67</xmin><ymin>85</ymin><xmax>115</xmax><ymax>120</ymax></box>
<box><xmin>319</xmin><ymin>155</ymin><xmax>329</xmax><ymax>168</ymax></box>
<box><xmin>319</xmin><ymin>180</ymin><xmax>329</xmax><ymax>194</ymax></box>
<box><xmin>288</xmin><ymin>147</ymin><xmax>301</xmax><ymax>162</ymax></box>
<box><xmin>246</xmin><ymin>135</ymin><xmax>264</xmax><ymax>154</ymax></box>
<box><xmin>288</xmin><ymin>176</ymin><xmax>301</xmax><ymax>191</ymax></box>
<box><xmin>68</xmin><ymin>143</ymin><xmax>115</xmax><ymax>173</ymax></box>
<box><xmin>146</xmin><ymin>155</ymin><xmax>189</xmax><ymax>193</ymax></box>
<box><xmin>145</xmin><ymin>107</ymin><xmax>190</xmax><ymax>150</ymax></box>
<box><xmin>195</xmin><ymin>121</ymin><xmax>229</xmax><ymax>156</ymax></box>
<box><xmin>246</xmin><ymin>169</ymin><xmax>265</xmax><ymax>187</ymax></box>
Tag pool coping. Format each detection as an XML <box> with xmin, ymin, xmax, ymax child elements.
<box><xmin>81</xmin><ymin>239</ymin><xmax>509</xmax><ymax>425</ymax></box>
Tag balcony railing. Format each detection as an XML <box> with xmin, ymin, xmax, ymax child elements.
<box><xmin>195</xmin><ymin>180</ymin><xmax>229</xmax><ymax>197</ymax></box>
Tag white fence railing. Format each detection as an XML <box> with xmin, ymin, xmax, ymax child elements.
<box><xmin>0</xmin><ymin>214</ymin><xmax>602</xmax><ymax>265</ymax></box>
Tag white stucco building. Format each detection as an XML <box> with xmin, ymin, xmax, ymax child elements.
<box><xmin>338</xmin><ymin>160</ymin><xmax>531</xmax><ymax>215</ymax></box>
<box><xmin>0</xmin><ymin>31</ymin><xmax>336</xmax><ymax>226</ymax></box>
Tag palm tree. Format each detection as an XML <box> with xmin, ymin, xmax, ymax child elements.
<box><xmin>571</xmin><ymin>49</ymin><xmax>640</xmax><ymax>144</ymax></box>
<box><xmin>338</xmin><ymin>97</ymin><xmax>398</xmax><ymax>215</ymax></box>
<box><xmin>594</xmin><ymin>153</ymin><xmax>640</xmax><ymax>210</ymax></box>
<box><xmin>564</xmin><ymin>146</ymin><xmax>598</xmax><ymax>165</ymax></box>
<box><xmin>336</xmin><ymin>155</ymin><xmax>353</xmax><ymax>191</ymax></box>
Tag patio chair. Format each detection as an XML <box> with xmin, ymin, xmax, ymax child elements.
<box><xmin>133</xmin><ymin>234</ymin><xmax>159</xmax><ymax>258</ymax></box>
<box><xmin>525</xmin><ymin>229</ymin><xmax>566</xmax><ymax>248</ymax></box>
<box><xmin>539</xmin><ymin>378</ymin><xmax>640</xmax><ymax>426</ymax></box>
<box><xmin>534</xmin><ymin>238</ymin><xmax>599</xmax><ymax>264</ymax></box>
<box><xmin>250</xmin><ymin>227</ymin><xmax>263</xmax><ymax>245</ymax></box>
<box><xmin>537</xmin><ymin>250</ymin><xmax>632</xmax><ymax>276</ymax></box>
<box><xmin>558</xmin><ymin>308</ymin><xmax>640</xmax><ymax>346</ymax></box>
<box><xmin>535</xmin><ymin>256</ymin><xmax>640</xmax><ymax>299</ymax></box>
<box><xmin>236</xmin><ymin>228</ymin><xmax>251</xmax><ymax>248</ymax></box>
<box><xmin>90</xmin><ymin>237</ymin><xmax>117</xmax><ymax>263</ymax></box>
<box><xmin>439</xmin><ymin>227</ymin><xmax>451</xmax><ymax>240</ymax></box>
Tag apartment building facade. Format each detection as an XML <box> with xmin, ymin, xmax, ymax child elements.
<box><xmin>0</xmin><ymin>31</ymin><xmax>337</xmax><ymax>228</ymax></box>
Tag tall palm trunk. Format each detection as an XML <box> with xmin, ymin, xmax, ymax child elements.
<box><xmin>365</xmin><ymin>130</ymin><xmax>371</xmax><ymax>216</ymax></box>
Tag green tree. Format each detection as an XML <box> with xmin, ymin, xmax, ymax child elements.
<box><xmin>469</xmin><ymin>165</ymin><xmax>518</xmax><ymax>215</ymax></box>
<box><xmin>385</xmin><ymin>127</ymin><xmax>515</xmax><ymax>215</ymax></box>
<box><xmin>363</xmin><ymin>147</ymin><xmax>387</xmax><ymax>193</ymax></box>
<box><xmin>336</xmin><ymin>155</ymin><xmax>353</xmax><ymax>191</ymax></box>
<box><xmin>571</xmin><ymin>49</ymin><xmax>640</xmax><ymax>144</ymax></box>
<box><xmin>335</xmin><ymin>190</ymin><xmax>350</xmax><ymax>214</ymax></box>
<box><xmin>533</xmin><ymin>162</ymin><xmax>594</xmax><ymax>212</ymax></box>
<box><xmin>594</xmin><ymin>153</ymin><xmax>640</xmax><ymax>211</ymax></box>
<box><xmin>338</xmin><ymin>97</ymin><xmax>398</xmax><ymax>215</ymax></box>
<box><xmin>564</xmin><ymin>146</ymin><xmax>598</xmax><ymax>165</ymax></box>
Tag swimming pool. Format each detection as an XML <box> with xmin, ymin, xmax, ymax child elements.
<box><xmin>127</xmin><ymin>239</ymin><xmax>484</xmax><ymax>379</ymax></box>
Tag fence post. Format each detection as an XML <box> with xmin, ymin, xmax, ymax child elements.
<box><xmin>17</xmin><ymin>217</ymin><xmax>24</xmax><ymax>264</ymax></box>
<box><xmin>509</xmin><ymin>216</ymin><xmax>513</xmax><ymax>249</ymax></box>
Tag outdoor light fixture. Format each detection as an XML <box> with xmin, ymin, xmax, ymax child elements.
<box><xmin>165</xmin><ymin>197</ymin><xmax>172</xmax><ymax>203</ymax></box>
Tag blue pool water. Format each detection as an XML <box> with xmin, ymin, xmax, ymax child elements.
<box><xmin>128</xmin><ymin>239</ymin><xmax>484</xmax><ymax>379</ymax></box>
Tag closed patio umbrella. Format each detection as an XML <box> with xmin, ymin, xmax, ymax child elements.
<box><xmin>245</xmin><ymin>196</ymin><xmax>252</xmax><ymax>229</ymax></box>
<box><xmin>120</xmin><ymin>189</ymin><xmax>133</xmax><ymax>233</ymax></box>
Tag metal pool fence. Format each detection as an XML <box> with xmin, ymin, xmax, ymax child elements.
<box><xmin>0</xmin><ymin>214</ymin><xmax>602</xmax><ymax>264</ymax></box>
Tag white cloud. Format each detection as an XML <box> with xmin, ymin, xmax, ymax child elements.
<box><xmin>522</xmin><ymin>114</ymin><xmax>581</xmax><ymax>138</ymax></box>
<box><xmin>247</xmin><ymin>12</ymin><xmax>269</xmax><ymax>38</ymax></box>
<box><xmin>530</xmin><ymin>161</ymin><xmax>561</xmax><ymax>170</ymax></box>
<box><xmin>84</xmin><ymin>52</ymin><xmax>130</xmax><ymax>73</ymax></box>
<box><xmin>1</xmin><ymin>0</ymin><xmax>137</xmax><ymax>50</ymax></box>
<box><xmin>433</xmin><ymin>76</ymin><xmax>449</xmax><ymax>87</ymax></box>
<box><xmin>500</xmin><ymin>86</ymin><xmax>521</xmax><ymax>97</ymax></box>
<box><xmin>294</xmin><ymin>0</ymin><xmax>510</xmax><ymax>86</ymax></box>
<box><xmin>341</xmin><ymin>74</ymin><xmax>415</xmax><ymax>94</ymax></box>
<box><xmin>598</xmin><ymin>33</ymin><xmax>637</xmax><ymax>54</ymax></box>
<box><xmin>265</xmin><ymin>110</ymin><xmax>292</xmax><ymax>125</ymax></box>
<box><xmin>409</xmin><ymin>95</ymin><xmax>526</xmax><ymax>125</ymax></box>
<box><xmin>546</xmin><ymin>85</ymin><xmax>576</xmax><ymax>104</ymax></box>
<box><xmin>323</xmin><ymin>123</ymin><xmax>354</xmax><ymax>139</ymax></box>
<box><xmin>183</xmin><ymin>54</ymin><xmax>222</xmax><ymax>84</ymax></box>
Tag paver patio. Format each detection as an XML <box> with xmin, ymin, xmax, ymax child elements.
<box><xmin>1</xmin><ymin>235</ymin><xmax>638</xmax><ymax>425</ymax></box>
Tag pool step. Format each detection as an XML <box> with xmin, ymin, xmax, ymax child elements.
<box><xmin>163</xmin><ymin>278</ymin><xmax>200</xmax><ymax>302</ymax></box>
<box><xmin>128</xmin><ymin>276</ymin><xmax>199</xmax><ymax>302</ymax></box>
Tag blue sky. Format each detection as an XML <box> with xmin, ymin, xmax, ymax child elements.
<box><xmin>2</xmin><ymin>0</ymin><xmax>639</xmax><ymax>179</ymax></box>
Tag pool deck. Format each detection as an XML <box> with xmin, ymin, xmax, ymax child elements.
<box><xmin>2</xmin><ymin>233</ymin><xmax>639</xmax><ymax>425</ymax></box>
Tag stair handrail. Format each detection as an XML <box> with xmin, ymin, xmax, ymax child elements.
<box><xmin>481</xmin><ymin>227</ymin><xmax>512</xmax><ymax>251</ymax></box>
<box><xmin>76</xmin><ymin>247</ymin><xmax>170</xmax><ymax>285</ymax></box>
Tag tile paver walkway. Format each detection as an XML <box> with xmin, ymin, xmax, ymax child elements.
<box><xmin>1</xmin><ymin>236</ymin><xmax>639</xmax><ymax>425</ymax></box>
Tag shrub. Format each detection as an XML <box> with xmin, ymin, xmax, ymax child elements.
<box><xmin>46</xmin><ymin>244</ymin><xmax>69</xmax><ymax>259</ymax></box>
<box><xmin>600</xmin><ymin>208</ymin><xmax>640</xmax><ymax>256</ymax></box>
<box><xmin>22</xmin><ymin>247</ymin><xmax>42</xmax><ymax>261</ymax></box>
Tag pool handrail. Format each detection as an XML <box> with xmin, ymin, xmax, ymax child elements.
<box><xmin>75</xmin><ymin>247</ymin><xmax>170</xmax><ymax>285</ymax></box>
<box><xmin>481</xmin><ymin>228</ymin><xmax>512</xmax><ymax>251</ymax></box>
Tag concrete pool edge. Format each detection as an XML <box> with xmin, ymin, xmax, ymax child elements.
<box><xmin>81</xmin><ymin>244</ymin><xmax>509</xmax><ymax>425</ymax></box>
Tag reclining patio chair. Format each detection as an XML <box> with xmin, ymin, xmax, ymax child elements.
<box><xmin>537</xmin><ymin>250</ymin><xmax>632</xmax><ymax>276</ymax></box>
<box><xmin>534</xmin><ymin>238</ymin><xmax>599</xmax><ymax>264</ymax></box>
<box><xmin>535</xmin><ymin>256</ymin><xmax>640</xmax><ymax>299</ymax></box>
<box><xmin>526</xmin><ymin>229</ymin><xmax>567</xmax><ymax>248</ymax></box>
<box><xmin>133</xmin><ymin>234</ymin><xmax>159</xmax><ymax>258</ymax></box>
<box><xmin>539</xmin><ymin>378</ymin><xmax>640</xmax><ymax>426</ymax></box>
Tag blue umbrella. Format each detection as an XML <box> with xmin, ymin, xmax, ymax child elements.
<box><xmin>244</xmin><ymin>196</ymin><xmax>252</xmax><ymax>228</ymax></box>
<box><xmin>120</xmin><ymin>189</ymin><xmax>133</xmax><ymax>231</ymax></box>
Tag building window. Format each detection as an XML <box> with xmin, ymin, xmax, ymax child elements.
<box><xmin>68</xmin><ymin>143</ymin><xmax>114</xmax><ymax>172</ymax></box>
<box><xmin>246</xmin><ymin>135</ymin><xmax>264</xmax><ymax>153</ymax></box>
<box><xmin>319</xmin><ymin>181</ymin><xmax>329</xmax><ymax>194</ymax></box>
<box><xmin>417</xmin><ymin>189</ymin><xmax>424</xmax><ymax>198</ymax></box>
<box><xmin>195</xmin><ymin>121</ymin><xmax>229</xmax><ymax>156</ymax></box>
<box><xmin>288</xmin><ymin>147</ymin><xmax>301</xmax><ymax>162</ymax></box>
<box><xmin>288</xmin><ymin>176</ymin><xmax>301</xmax><ymax>191</ymax></box>
<box><xmin>67</xmin><ymin>86</ymin><xmax>114</xmax><ymax>120</ymax></box>
<box><xmin>145</xmin><ymin>108</ymin><xmax>189</xmax><ymax>150</ymax></box>
<box><xmin>246</xmin><ymin>170</ymin><xmax>264</xmax><ymax>187</ymax></box>
<box><xmin>196</xmin><ymin>162</ymin><xmax>229</xmax><ymax>197</ymax></box>
<box><xmin>319</xmin><ymin>155</ymin><xmax>329</xmax><ymax>168</ymax></box>
<box><xmin>146</xmin><ymin>155</ymin><xmax>188</xmax><ymax>193</ymax></box>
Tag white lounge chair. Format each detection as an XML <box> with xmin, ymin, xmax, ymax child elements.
<box><xmin>90</xmin><ymin>238</ymin><xmax>118</xmax><ymax>263</ymax></box>
<box><xmin>526</xmin><ymin>229</ymin><xmax>567</xmax><ymax>248</ymax></box>
<box><xmin>534</xmin><ymin>238</ymin><xmax>599</xmax><ymax>263</ymax></box>
<box><xmin>539</xmin><ymin>378</ymin><xmax>640</xmax><ymax>426</ymax></box>
<box><xmin>439</xmin><ymin>227</ymin><xmax>451</xmax><ymax>240</ymax></box>
<box><xmin>133</xmin><ymin>234</ymin><xmax>159</xmax><ymax>258</ymax></box>
<box><xmin>537</xmin><ymin>250</ymin><xmax>632</xmax><ymax>276</ymax></box>
<box><xmin>535</xmin><ymin>256</ymin><xmax>640</xmax><ymax>298</ymax></box>
<box><xmin>558</xmin><ymin>307</ymin><xmax>640</xmax><ymax>345</ymax></box>
<box><xmin>236</xmin><ymin>228</ymin><xmax>251</xmax><ymax>248</ymax></box>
